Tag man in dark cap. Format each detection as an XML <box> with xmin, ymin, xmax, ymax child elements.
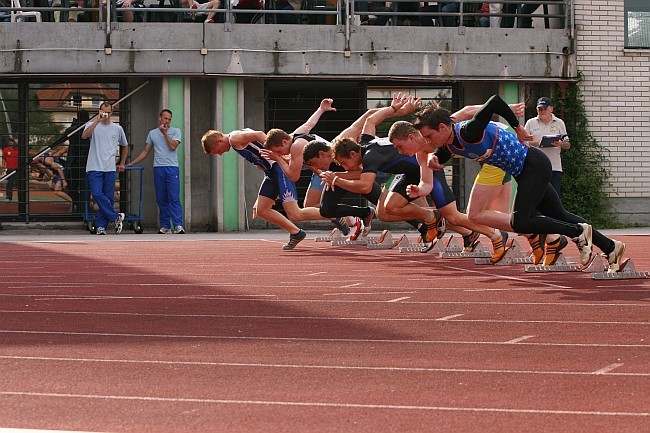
<box><xmin>525</xmin><ymin>97</ymin><xmax>570</xmax><ymax>196</ymax></box>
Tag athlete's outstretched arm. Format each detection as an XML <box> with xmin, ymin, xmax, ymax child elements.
<box><xmin>460</xmin><ymin>95</ymin><xmax>532</xmax><ymax>143</ymax></box>
<box><xmin>335</xmin><ymin>108</ymin><xmax>379</xmax><ymax>141</ymax></box>
<box><xmin>362</xmin><ymin>93</ymin><xmax>421</xmax><ymax>137</ymax></box>
<box><xmin>451</xmin><ymin>102</ymin><xmax>525</xmax><ymax>122</ymax></box>
<box><xmin>293</xmin><ymin>98</ymin><xmax>336</xmax><ymax>135</ymax></box>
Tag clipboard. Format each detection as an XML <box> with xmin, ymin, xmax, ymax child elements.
<box><xmin>539</xmin><ymin>134</ymin><xmax>567</xmax><ymax>148</ymax></box>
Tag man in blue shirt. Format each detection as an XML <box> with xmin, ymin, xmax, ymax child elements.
<box><xmin>82</xmin><ymin>102</ymin><xmax>128</xmax><ymax>235</ymax></box>
<box><xmin>128</xmin><ymin>109</ymin><xmax>184</xmax><ymax>234</ymax></box>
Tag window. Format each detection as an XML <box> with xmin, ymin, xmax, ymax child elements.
<box><xmin>625</xmin><ymin>0</ymin><xmax>650</xmax><ymax>48</ymax></box>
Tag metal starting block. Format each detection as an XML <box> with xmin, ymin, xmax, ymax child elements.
<box><xmin>474</xmin><ymin>238</ymin><xmax>531</xmax><ymax>266</ymax></box>
<box><xmin>315</xmin><ymin>228</ymin><xmax>344</xmax><ymax>242</ymax></box>
<box><xmin>398</xmin><ymin>235</ymin><xmax>461</xmax><ymax>254</ymax></box>
<box><xmin>331</xmin><ymin>234</ymin><xmax>379</xmax><ymax>246</ymax></box>
<box><xmin>591</xmin><ymin>257</ymin><xmax>649</xmax><ymax>280</ymax></box>
<box><xmin>367</xmin><ymin>230</ymin><xmax>412</xmax><ymax>250</ymax></box>
<box><xmin>440</xmin><ymin>241</ymin><xmax>491</xmax><ymax>258</ymax></box>
<box><xmin>524</xmin><ymin>253</ymin><xmax>604</xmax><ymax>273</ymax></box>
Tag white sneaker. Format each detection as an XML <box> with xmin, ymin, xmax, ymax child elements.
<box><xmin>606</xmin><ymin>240</ymin><xmax>626</xmax><ymax>273</ymax></box>
<box><xmin>114</xmin><ymin>213</ymin><xmax>125</xmax><ymax>234</ymax></box>
<box><xmin>158</xmin><ymin>227</ymin><xmax>171</xmax><ymax>234</ymax></box>
<box><xmin>173</xmin><ymin>225</ymin><xmax>185</xmax><ymax>234</ymax></box>
<box><xmin>572</xmin><ymin>223</ymin><xmax>593</xmax><ymax>266</ymax></box>
<box><xmin>96</xmin><ymin>227</ymin><xmax>107</xmax><ymax>235</ymax></box>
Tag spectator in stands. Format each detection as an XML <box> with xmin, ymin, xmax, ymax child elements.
<box><xmin>180</xmin><ymin>0</ymin><xmax>221</xmax><ymax>23</ymax></box>
<box><xmin>501</xmin><ymin>1</ymin><xmax>561</xmax><ymax>28</ymax></box>
<box><xmin>232</xmin><ymin>0</ymin><xmax>263</xmax><ymax>23</ymax></box>
<box><xmin>116</xmin><ymin>0</ymin><xmax>147</xmax><ymax>22</ymax></box>
<box><xmin>357</xmin><ymin>1</ymin><xmax>391</xmax><ymax>26</ymax></box>
<box><xmin>273</xmin><ymin>0</ymin><xmax>298</xmax><ymax>24</ymax></box>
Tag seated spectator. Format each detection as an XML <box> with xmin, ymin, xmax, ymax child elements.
<box><xmin>273</xmin><ymin>0</ymin><xmax>298</xmax><ymax>24</ymax></box>
<box><xmin>393</xmin><ymin>0</ymin><xmax>420</xmax><ymax>26</ymax></box>
<box><xmin>418</xmin><ymin>2</ymin><xmax>438</xmax><ymax>26</ymax></box>
<box><xmin>501</xmin><ymin>2</ymin><xmax>561</xmax><ymax>28</ymax></box>
<box><xmin>116</xmin><ymin>0</ymin><xmax>147</xmax><ymax>22</ymax></box>
<box><xmin>357</xmin><ymin>1</ymin><xmax>390</xmax><ymax>26</ymax></box>
<box><xmin>232</xmin><ymin>0</ymin><xmax>263</xmax><ymax>23</ymax></box>
<box><xmin>478</xmin><ymin>2</ymin><xmax>489</xmax><ymax>27</ymax></box>
<box><xmin>180</xmin><ymin>0</ymin><xmax>221</xmax><ymax>23</ymax></box>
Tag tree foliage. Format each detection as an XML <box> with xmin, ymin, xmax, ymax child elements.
<box><xmin>552</xmin><ymin>73</ymin><xmax>613</xmax><ymax>227</ymax></box>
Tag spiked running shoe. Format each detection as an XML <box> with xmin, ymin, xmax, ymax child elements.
<box><xmin>528</xmin><ymin>233</ymin><xmax>547</xmax><ymax>265</ymax></box>
<box><xmin>348</xmin><ymin>218</ymin><xmax>363</xmax><ymax>241</ymax></box>
<box><xmin>605</xmin><ymin>240</ymin><xmax>626</xmax><ymax>273</ymax></box>
<box><xmin>490</xmin><ymin>230</ymin><xmax>509</xmax><ymax>264</ymax></box>
<box><xmin>331</xmin><ymin>217</ymin><xmax>350</xmax><ymax>236</ymax></box>
<box><xmin>283</xmin><ymin>229</ymin><xmax>307</xmax><ymax>250</ymax></box>
<box><xmin>462</xmin><ymin>231</ymin><xmax>480</xmax><ymax>252</ymax></box>
<box><xmin>422</xmin><ymin>210</ymin><xmax>444</xmax><ymax>243</ymax></box>
<box><xmin>542</xmin><ymin>235</ymin><xmax>568</xmax><ymax>266</ymax></box>
<box><xmin>572</xmin><ymin>223</ymin><xmax>593</xmax><ymax>266</ymax></box>
<box><xmin>362</xmin><ymin>206</ymin><xmax>375</xmax><ymax>236</ymax></box>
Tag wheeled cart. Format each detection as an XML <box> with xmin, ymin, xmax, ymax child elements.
<box><xmin>83</xmin><ymin>166</ymin><xmax>144</xmax><ymax>234</ymax></box>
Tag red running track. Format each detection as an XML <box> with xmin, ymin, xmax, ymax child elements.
<box><xmin>0</xmin><ymin>233</ymin><xmax>648</xmax><ymax>432</ymax></box>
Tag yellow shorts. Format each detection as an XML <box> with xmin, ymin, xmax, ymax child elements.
<box><xmin>474</xmin><ymin>164</ymin><xmax>512</xmax><ymax>186</ymax></box>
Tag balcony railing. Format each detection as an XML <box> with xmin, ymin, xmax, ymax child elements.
<box><xmin>1</xmin><ymin>0</ymin><xmax>572</xmax><ymax>31</ymax></box>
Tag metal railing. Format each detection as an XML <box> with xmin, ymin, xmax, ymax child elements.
<box><xmin>1</xmin><ymin>0</ymin><xmax>571</xmax><ymax>29</ymax></box>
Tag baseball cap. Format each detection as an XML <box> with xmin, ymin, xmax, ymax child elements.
<box><xmin>536</xmin><ymin>97</ymin><xmax>553</xmax><ymax>108</ymax></box>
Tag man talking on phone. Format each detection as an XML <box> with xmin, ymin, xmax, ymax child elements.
<box><xmin>82</xmin><ymin>101</ymin><xmax>128</xmax><ymax>235</ymax></box>
<box><xmin>127</xmin><ymin>109</ymin><xmax>184</xmax><ymax>234</ymax></box>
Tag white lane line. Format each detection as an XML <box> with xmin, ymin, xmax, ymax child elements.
<box><xmin>437</xmin><ymin>314</ymin><xmax>465</xmax><ymax>321</ymax></box>
<box><xmin>323</xmin><ymin>292</ymin><xmax>416</xmax><ymax>296</ymax></box>
<box><xmin>0</xmin><ymin>429</ymin><xmax>98</xmax><ymax>432</ymax></box>
<box><xmin>307</xmin><ymin>272</ymin><xmax>328</xmax><ymax>276</ymax></box>
<box><xmin>0</xmin><ymin>310</ymin><xmax>647</xmax><ymax>325</ymax></box>
<box><xmin>593</xmin><ymin>363</ymin><xmax>625</xmax><ymax>374</ymax></box>
<box><xmin>505</xmin><ymin>335</ymin><xmax>536</xmax><ymax>344</ymax></box>
<box><xmin>2</xmin><ymin>355</ymin><xmax>648</xmax><ymax>377</ymax></box>
<box><xmin>1</xmin><ymin>330</ymin><xmax>647</xmax><ymax>348</ymax></box>
<box><xmin>1</xmin><ymin>391</ymin><xmax>647</xmax><ymax>417</ymax></box>
<box><xmin>387</xmin><ymin>297</ymin><xmax>411</xmax><ymax>303</ymax></box>
<box><xmin>339</xmin><ymin>283</ymin><xmax>363</xmax><ymax>288</ymax></box>
<box><xmin>1</xmin><ymin>294</ymin><xmax>649</xmax><ymax>307</ymax></box>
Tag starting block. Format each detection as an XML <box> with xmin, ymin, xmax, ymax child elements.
<box><xmin>440</xmin><ymin>241</ymin><xmax>491</xmax><ymax>258</ymax></box>
<box><xmin>398</xmin><ymin>235</ymin><xmax>461</xmax><ymax>254</ymax></box>
<box><xmin>591</xmin><ymin>257</ymin><xmax>649</xmax><ymax>280</ymax></box>
<box><xmin>367</xmin><ymin>230</ymin><xmax>412</xmax><ymax>250</ymax></box>
<box><xmin>315</xmin><ymin>228</ymin><xmax>344</xmax><ymax>242</ymax></box>
<box><xmin>331</xmin><ymin>233</ymin><xmax>379</xmax><ymax>246</ymax></box>
<box><xmin>474</xmin><ymin>238</ymin><xmax>532</xmax><ymax>266</ymax></box>
<box><xmin>525</xmin><ymin>253</ymin><xmax>604</xmax><ymax>273</ymax></box>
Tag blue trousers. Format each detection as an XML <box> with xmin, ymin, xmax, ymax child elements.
<box><xmin>87</xmin><ymin>171</ymin><xmax>118</xmax><ymax>229</ymax></box>
<box><xmin>154</xmin><ymin>166</ymin><xmax>183</xmax><ymax>229</ymax></box>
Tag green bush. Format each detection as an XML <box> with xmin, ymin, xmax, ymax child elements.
<box><xmin>552</xmin><ymin>73</ymin><xmax>614</xmax><ymax>227</ymax></box>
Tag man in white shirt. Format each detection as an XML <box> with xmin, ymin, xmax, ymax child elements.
<box><xmin>524</xmin><ymin>96</ymin><xmax>570</xmax><ymax>195</ymax></box>
<box><xmin>82</xmin><ymin>102</ymin><xmax>128</xmax><ymax>235</ymax></box>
